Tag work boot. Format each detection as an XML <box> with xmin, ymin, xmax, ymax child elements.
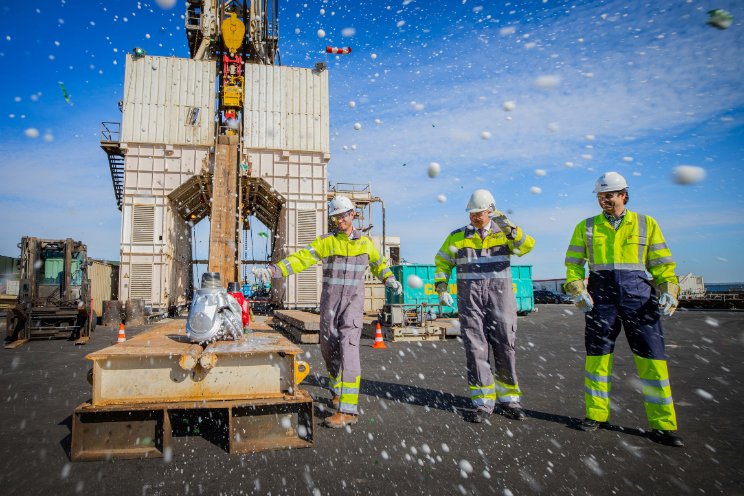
<box><xmin>649</xmin><ymin>429</ymin><xmax>684</xmax><ymax>447</ymax></box>
<box><xmin>467</xmin><ymin>409</ymin><xmax>490</xmax><ymax>424</ymax></box>
<box><xmin>330</xmin><ymin>395</ymin><xmax>340</xmax><ymax>410</ymax></box>
<box><xmin>578</xmin><ymin>418</ymin><xmax>606</xmax><ymax>432</ymax></box>
<box><xmin>499</xmin><ymin>405</ymin><xmax>526</xmax><ymax>421</ymax></box>
<box><xmin>323</xmin><ymin>412</ymin><xmax>359</xmax><ymax>429</ymax></box>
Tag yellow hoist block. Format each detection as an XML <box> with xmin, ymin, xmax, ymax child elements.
<box><xmin>223</xmin><ymin>83</ymin><xmax>243</xmax><ymax>108</ymax></box>
<box><xmin>221</xmin><ymin>13</ymin><xmax>246</xmax><ymax>53</ymax></box>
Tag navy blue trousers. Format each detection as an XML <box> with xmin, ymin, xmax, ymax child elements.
<box><xmin>585</xmin><ymin>270</ymin><xmax>666</xmax><ymax>360</ymax></box>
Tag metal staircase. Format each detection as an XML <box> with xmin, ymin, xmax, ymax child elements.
<box><xmin>99</xmin><ymin>122</ymin><xmax>124</xmax><ymax>210</ymax></box>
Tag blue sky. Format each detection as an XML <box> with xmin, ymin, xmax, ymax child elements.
<box><xmin>0</xmin><ymin>0</ymin><xmax>742</xmax><ymax>282</ymax></box>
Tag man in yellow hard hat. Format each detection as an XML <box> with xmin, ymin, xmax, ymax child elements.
<box><xmin>564</xmin><ymin>172</ymin><xmax>683</xmax><ymax>447</ymax></box>
<box><xmin>435</xmin><ymin>189</ymin><xmax>535</xmax><ymax>423</ymax></box>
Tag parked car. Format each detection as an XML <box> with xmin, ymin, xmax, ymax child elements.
<box><xmin>533</xmin><ymin>290</ymin><xmax>572</xmax><ymax>304</ymax></box>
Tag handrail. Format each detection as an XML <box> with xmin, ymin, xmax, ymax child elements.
<box><xmin>330</xmin><ymin>182</ymin><xmax>371</xmax><ymax>193</ymax></box>
<box><xmin>100</xmin><ymin>122</ymin><xmax>121</xmax><ymax>143</ymax></box>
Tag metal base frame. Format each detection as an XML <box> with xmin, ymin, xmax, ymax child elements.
<box><xmin>71</xmin><ymin>391</ymin><xmax>314</xmax><ymax>461</ymax></box>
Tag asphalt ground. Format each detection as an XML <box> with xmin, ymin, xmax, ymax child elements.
<box><xmin>0</xmin><ymin>306</ymin><xmax>742</xmax><ymax>495</ymax></box>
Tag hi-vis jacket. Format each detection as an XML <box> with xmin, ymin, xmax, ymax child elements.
<box><xmin>273</xmin><ymin>229</ymin><xmax>392</xmax><ymax>416</ymax></box>
<box><xmin>434</xmin><ymin>221</ymin><xmax>535</xmax><ymax>285</ymax></box>
<box><xmin>275</xmin><ymin>229</ymin><xmax>393</xmax><ymax>286</ymax></box>
<box><xmin>564</xmin><ymin>210</ymin><xmax>676</xmax><ymax>285</ymax></box>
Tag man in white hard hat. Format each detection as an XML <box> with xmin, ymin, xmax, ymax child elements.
<box><xmin>434</xmin><ymin>189</ymin><xmax>535</xmax><ymax>423</ymax></box>
<box><xmin>262</xmin><ymin>195</ymin><xmax>403</xmax><ymax>429</ymax></box>
<box><xmin>564</xmin><ymin>172</ymin><xmax>683</xmax><ymax>447</ymax></box>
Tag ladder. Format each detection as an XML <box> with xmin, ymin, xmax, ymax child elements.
<box><xmin>99</xmin><ymin>122</ymin><xmax>124</xmax><ymax>210</ymax></box>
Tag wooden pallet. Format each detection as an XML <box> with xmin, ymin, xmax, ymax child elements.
<box><xmin>71</xmin><ymin>391</ymin><xmax>314</xmax><ymax>461</ymax></box>
<box><xmin>363</xmin><ymin>319</ymin><xmax>461</xmax><ymax>342</ymax></box>
<box><xmin>271</xmin><ymin>310</ymin><xmax>320</xmax><ymax>344</ymax></box>
<box><xmin>271</xmin><ymin>317</ymin><xmax>319</xmax><ymax>344</ymax></box>
<box><xmin>383</xmin><ymin>325</ymin><xmax>447</xmax><ymax>342</ymax></box>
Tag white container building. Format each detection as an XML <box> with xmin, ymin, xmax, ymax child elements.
<box><xmin>113</xmin><ymin>55</ymin><xmax>330</xmax><ymax>312</ymax></box>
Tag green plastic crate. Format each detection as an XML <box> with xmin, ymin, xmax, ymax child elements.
<box><xmin>387</xmin><ymin>264</ymin><xmax>534</xmax><ymax>315</ymax></box>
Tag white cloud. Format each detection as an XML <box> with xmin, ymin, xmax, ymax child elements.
<box><xmin>321</xmin><ymin>0</ymin><xmax>744</xmax><ymax>281</ymax></box>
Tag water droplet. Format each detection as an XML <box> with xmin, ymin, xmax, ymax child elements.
<box><xmin>407</xmin><ymin>274</ymin><xmax>423</xmax><ymax>289</ymax></box>
<box><xmin>673</xmin><ymin>165</ymin><xmax>706</xmax><ymax>185</ymax></box>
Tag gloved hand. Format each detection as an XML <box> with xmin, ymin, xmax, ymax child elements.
<box><xmin>658</xmin><ymin>282</ymin><xmax>680</xmax><ymax>317</ymax></box>
<box><xmin>439</xmin><ymin>292</ymin><xmax>455</xmax><ymax>307</ymax></box>
<box><xmin>565</xmin><ymin>280</ymin><xmax>594</xmax><ymax>313</ymax></box>
<box><xmin>255</xmin><ymin>267</ymin><xmax>279</xmax><ymax>284</ymax></box>
<box><xmin>385</xmin><ymin>278</ymin><xmax>403</xmax><ymax>296</ymax></box>
<box><xmin>573</xmin><ymin>292</ymin><xmax>594</xmax><ymax>313</ymax></box>
<box><xmin>490</xmin><ymin>209</ymin><xmax>517</xmax><ymax>237</ymax></box>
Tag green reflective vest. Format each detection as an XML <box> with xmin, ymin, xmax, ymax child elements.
<box><xmin>565</xmin><ymin>210</ymin><xmax>676</xmax><ymax>285</ymax></box>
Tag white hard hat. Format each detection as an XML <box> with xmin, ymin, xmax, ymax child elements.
<box><xmin>593</xmin><ymin>172</ymin><xmax>628</xmax><ymax>193</ymax></box>
<box><xmin>466</xmin><ymin>189</ymin><xmax>496</xmax><ymax>213</ymax></box>
<box><xmin>328</xmin><ymin>195</ymin><xmax>354</xmax><ymax>216</ymax></box>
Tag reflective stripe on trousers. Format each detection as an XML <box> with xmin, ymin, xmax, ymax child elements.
<box><xmin>339</xmin><ymin>376</ymin><xmax>361</xmax><ymax>413</ymax></box>
<box><xmin>584</xmin><ymin>354</ymin><xmax>613</xmax><ymax>422</ymax></box>
<box><xmin>329</xmin><ymin>372</ymin><xmax>341</xmax><ymax>397</ymax></box>
<box><xmin>634</xmin><ymin>355</ymin><xmax>676</xmax><ymax>430</ymax></box>
<box><xmin>469</xmin><ymin>384</ymin><xmax>496</xmax><ymax>411</ymax></box>
<box><xmin>495</xmin><ymin>380</ymin><xmax>522</xmax><ymax>404</ymax></box>
<box><xmin>585</xmin><ymin>353</ymin><xmax>677</xmax><ymax>430</ymax></box>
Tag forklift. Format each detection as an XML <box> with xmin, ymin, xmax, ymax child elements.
<box><xmin>5</xmin><ymin>237</ymin><xmax>96</xmax><ymax>349</ymax></box>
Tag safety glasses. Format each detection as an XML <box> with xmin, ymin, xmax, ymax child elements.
<box><xmin>468</xmin><ymin>210</ymin><xmax>490</xmax><ymax>219</ymax></box>
<box><xmin>332</xmin><ymin>210</ymin><xmax>353</xmax><ymax>221</ymax></box>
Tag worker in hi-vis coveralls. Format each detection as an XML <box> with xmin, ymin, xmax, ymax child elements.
<box><xmin>263</xmin><ymin>195</ymin><xmax>403</xmax><ymax>429</ymax></box>
<box><xmin>435</xmin><ymin>189</ymin><xmax>535</xmax><ymax>423</ymax></box>
<box><xmin>564</xmin><ymin>172</ymin><xmax>683</xmax><ymax>447</ymax></box>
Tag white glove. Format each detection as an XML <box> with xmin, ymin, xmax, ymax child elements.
<box><xmin>439</xmin><ymin>292</ymin><xmax>454</xmax><ymax>307</ymax></box>
<box><xmin>255</xmin><ymin>267</ymin><xmax>278</xmax><ymax>284</ymax></box>
<box><xmin>564</xmin><ymin>280</ymin><xmax>593</xmax><ymax>313</ymax></box>
<box><xmin>657</xmin><ymin>282</ymin><xmax>680</xmax><ymax>317</ymax></box>
<box><xmin>490</xmin><ymin>209</ymin><xmax>517</xmax><ymax>237</ymax></box>
<box><xmin>385</xmin><ymin>278</ymin><xmax>403</xmax><ymax>296</ymax></box>
<box><xmin>658</xmin><ymin>292</ymin><xmax>678</xmax><ymax>317</ymax></box>
<box><xmin>573</xmin><ymin>292</ymin><xmax>594</xmax><ymax>313</ymax></box>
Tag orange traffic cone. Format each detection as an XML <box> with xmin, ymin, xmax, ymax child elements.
<box><xmin>117</xmin><ymin>323</ymin><xmax>127</xmax><ymax>343</ymax></box>
<box><xmin>372</xmin><ymin>322</ymin><xmax>386</xmax><ymax>349</ymax></box>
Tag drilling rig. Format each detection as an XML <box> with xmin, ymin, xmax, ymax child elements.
<box><xmin>101</xmin><ymin>0</ymin><xmax>331</xmax><ymax>315</ymax></box>
<box><xmin>74</xmin><ymin>2</ymin><xmax>321</xmax><ymax>459</ymax></box>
